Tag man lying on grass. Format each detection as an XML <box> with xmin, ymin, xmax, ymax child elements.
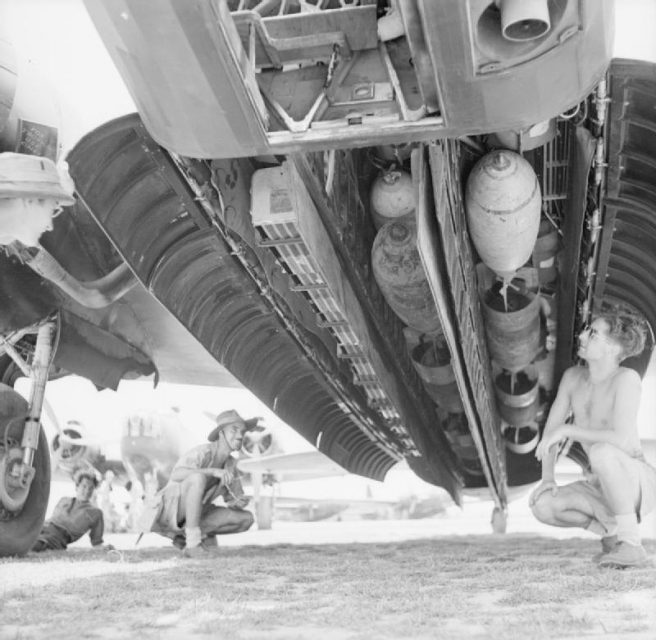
<box><xmin>32</xmin><ymin>469</ymin><xmax>115</xmax><ymax>552</ymax></box>
<box><xmin>141</xmin><ymin>410</ymin><xmax>256</xmax><ymax>558</ymax></box>
<box><xmin>531</xmin><ymin>310</ymin><xmax>655</xmax><ymax>569</ymax></box>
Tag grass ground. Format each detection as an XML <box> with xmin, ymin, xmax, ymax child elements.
<box><xmin>1</xmin><ymin>533</ymin><xmax>655</xmax><ymax>640</ymax></box>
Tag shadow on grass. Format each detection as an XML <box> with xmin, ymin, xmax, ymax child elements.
<box><xmin>2</xmin><ymin>535</ymin><xmax>655</xmax><ymax>640</ymax></box>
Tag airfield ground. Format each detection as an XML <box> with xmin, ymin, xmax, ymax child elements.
<box><xmin>2</xmin><ymin>500</ymin><xmax>655</xmax><ymax>639</ymax></box>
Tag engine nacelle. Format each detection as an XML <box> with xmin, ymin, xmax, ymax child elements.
<box><xmin>51</xmin><ymin>424</ymin><xmax>100</xmax><ymax>477</ymax></box>
<box><xmin>241</xmin><ymin>426</ymin><xmax>277</xmax><ymax>458</ymax></box>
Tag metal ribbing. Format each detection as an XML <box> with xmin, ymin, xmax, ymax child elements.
<box><xmin>67</xmin><ymin>114</ymin><xmax>398</xmax><ymax>481</ymax></box>
<box><xmin>599</xmin><ymin>61</ymin><xmax>656</xmax><ymax>350</ymax></box>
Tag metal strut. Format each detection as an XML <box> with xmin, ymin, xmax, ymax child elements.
<box><xmin>0</xmin><ymin>315</ymin><xmax>59</xmax><ymax>513</ymax></box>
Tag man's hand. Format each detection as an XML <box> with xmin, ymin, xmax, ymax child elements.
<box><xmin>535</xmin><ymin>426</ymin><xmax>569</xmax><ymax>460</ymax></box>
<box><xmin>529</xmin><ymin>480</ymin><xmax>558</xmax><ymax>507</ymax></box>
<box><xmin>211</xmin><ymin>468</ymin><xmax>234</xmax><ymax>484</ymax></box>
<box><xmin>226</xmin><ymin>496</ymin><xmax>250</xmax><ymax>510</ymax></box>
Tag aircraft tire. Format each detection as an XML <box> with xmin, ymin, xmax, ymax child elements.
<box><xmin>0</xmin><ymin>385</ymin><xmax>51</xmax><ymax>557</ymax></box>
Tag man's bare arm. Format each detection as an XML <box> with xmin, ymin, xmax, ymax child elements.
<box><xmin>530</xmin><ymin>368</ymin><xmax>576</xmax><ymax>506</ymax></box>
<box><xmin>535</xmin><ymin>367</ymin><xmax>576</xmax><ymax>470</ymax></box>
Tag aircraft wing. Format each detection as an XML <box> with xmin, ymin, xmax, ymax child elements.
<box><xmin>272</xmin><ymin>495</ymin><xmax>397</xmax><ymax>509</ymax></box>
<box><xmin>238</xmin><ymin>451</ymin><xmax>349</xmax><ymax>483</ymax></box>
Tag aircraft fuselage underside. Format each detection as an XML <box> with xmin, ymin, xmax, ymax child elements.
<box><xmin>5</xmin><ymin>1</ymin><xmax>656</xmax><ymax>554</ymax></box>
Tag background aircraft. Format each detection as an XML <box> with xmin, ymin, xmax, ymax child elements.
<box><xmin>39</xmin><ymin>382</ymin><xmax>452</xmax><ymax>530</ymax></box>
<box><xmin>1</xmin><ymin>0</ymin><xmax>656</xmax><ymax>556</ymax></box>
<box><xmin>41</xmin><ymin>374</ymin><xmax>656</xmax><ymax>535</ymax></box>
<box><xmin>49</xmin><ymin>396</ymin><xmax>656</xmax><ymax>536</ymax></box>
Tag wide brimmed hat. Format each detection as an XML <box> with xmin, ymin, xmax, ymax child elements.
<box><xmin>207</xmin><ymin>409</ymin><xmax>262</xmax><ymax>442</ymax></box>
<box><xmin>0</xmin><ymin>152</ymin><xmax>76</xmax><ymax>204</ymax></box>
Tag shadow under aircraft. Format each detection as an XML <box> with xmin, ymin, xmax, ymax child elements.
<box><xmin>2</xmin><ymin>0</ymin><xmax>656</xmax><ymax>555</ymax></box>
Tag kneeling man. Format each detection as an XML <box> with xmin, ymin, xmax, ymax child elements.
<box><xmin>531</xmin><ymin>311</ymin><xmax>655</xmax><ymax>568</ymax></box>
<box><xmin>146</xmin><ymin>410</ymin><xmax>256</xmax><ymax>557</ymax></box>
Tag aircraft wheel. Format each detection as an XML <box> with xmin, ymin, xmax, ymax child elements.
<box><xmin>0</xmin><ymin>385</ymin><xmax>51</xmax><ymax>557</ymax></box>
<box><xmin>491</xmin><ymin>506</ymin><xmax>507</xmax><ymax>534</ymax></box>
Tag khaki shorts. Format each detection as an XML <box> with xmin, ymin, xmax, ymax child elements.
<box><xmin>152</xmin><ymin>483</ymin><xmax>184</xmax><ymax>534</ymax></box>
<box><xmin>566</xmin><ymin>455</ymin><xmax>656</xmax><ymax>530</ymax></box>
<box><xmin>146</xmin><ymin>482</ymin><xmax>230</xmax><ymax>539</ymax></box>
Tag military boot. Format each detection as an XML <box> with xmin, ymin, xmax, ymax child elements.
<box><xmin>598</xmin><ymin>542</ymin><xmax>648</xmax><ymax>569</ymax></box>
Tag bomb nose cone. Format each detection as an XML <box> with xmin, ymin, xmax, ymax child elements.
<box><xmin>370</xmin><ymin>169</ymin><xmax>415</xmax><ymax>230</ymax></box>
<box><xmin>490</xmin><ymin>151</ymin><xmax>512</xmax><ymax>172</ymax></box>
<box><xmin>465</xmin><ymin>150</ymin><xmax>541</xmax><ymax>278</ymax></box>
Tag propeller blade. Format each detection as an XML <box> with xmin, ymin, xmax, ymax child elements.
<box><xmin>55</xmin><ymin>433</ymin><xmax>97</xmax><ymax>448</ymax></box>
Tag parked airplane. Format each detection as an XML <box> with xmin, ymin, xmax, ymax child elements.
<box><xmin>46</xmin><ymin>404</ymin><xmax>450</xmax><ymax>528</ymax></box>
<box><xmin>2</xmin><ymin>0</ymin><xmax>656</xmax><ymax>555</ymax></box>
<box><xmin>48</xmin><ymin>410</ymin><xmax>185</xmax><ymax>491</ymax></box>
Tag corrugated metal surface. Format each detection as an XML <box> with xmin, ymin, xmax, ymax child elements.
<box><xmin>594</xmin><ymin>59</ymin><xmax>656</xmax><ymax>371</ymax></box>
<box><xmin>66</xmin><ymin>114</ymin><xmax>403</xmax><ymax>482</ymax></box>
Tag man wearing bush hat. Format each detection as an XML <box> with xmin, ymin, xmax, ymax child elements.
<box><xmin>0</xmin><ymin>152</ymin><xmax>76</xmax><ymax>247</ymax></box>
<box><xmin>144</xmin><ymin>409</ymin><xmax>259</xmax><ymax>557</ymax></box>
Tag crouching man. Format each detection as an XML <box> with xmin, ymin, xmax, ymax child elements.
<box><xmin>530</xmin><ymin>311</ymin><xmax>656</xmax><ymax>568</ymax></box>
<box><xmin>32</xmin><ymin>470</ymin><xmax>114</xmax><ymax>552</ymax></box>
<box><xmin>143</xmin><ymin>410</ymin><xmax>256</xmax><ymax>557</ymax></box>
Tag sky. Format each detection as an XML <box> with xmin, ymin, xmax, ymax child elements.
<box><xmin>4</xmin><ymin>0</ymin><xmax>656</xmax><ymax>472</ymax></box>
<box><xmin>4</xmin><ymin>0</ymin><xmax>135</xmax><ymax>155</ymax></box>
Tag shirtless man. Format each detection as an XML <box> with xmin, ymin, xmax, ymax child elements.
<box><xmin>530</xmin><ymin>311</ymin><xmax>655</xmax><ymax>568</ymax></box>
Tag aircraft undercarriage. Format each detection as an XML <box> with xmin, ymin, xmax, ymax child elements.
<box><xmin>0</xmin><ymin>319</ymin><xmax>55</xmax><ymax>555</ymax></box>
<box><xmin>0</xmin><ymin>108</ymin><xmax>599</xmax><ymax>554</ymax></box>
